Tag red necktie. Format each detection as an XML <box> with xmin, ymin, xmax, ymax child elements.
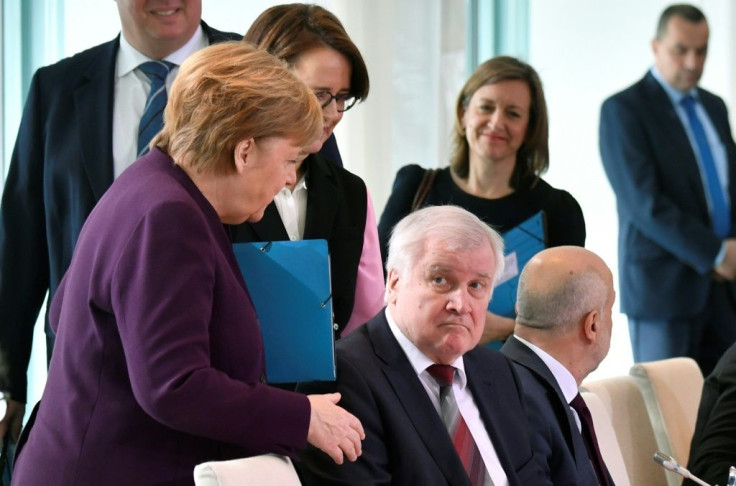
<box><xmin>427</xmin><ymin>364</ymin><xmax>493</xmax><ymax>486</ymax></box>
<box><xmin>570</xmin><ymin>393</ymin><xmax>612</xmax><ymax>486</ymax></box>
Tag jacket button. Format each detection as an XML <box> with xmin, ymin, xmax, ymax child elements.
<box><xmin>333</xmin><ymin>323</ymin><xmax>339</xmax><ymax>331</ymax></box>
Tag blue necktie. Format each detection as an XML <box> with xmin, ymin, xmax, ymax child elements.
<box><xmin>137</xmin><ymin>60</ymin><xmax>175</xmax><ymax>158</ymax></box>
<box><xmin>681</xmin><ymin>95</ymin><xmax>731</xmax><ymax>238</ymax></box>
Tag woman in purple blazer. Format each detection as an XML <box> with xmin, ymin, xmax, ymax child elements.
<box><xmin>11</xmin><ymin>42</ymin><xmax>363</xmax><ymax>486</ymax></box>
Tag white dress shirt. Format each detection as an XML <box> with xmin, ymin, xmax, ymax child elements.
<box><xmin>112</xmin><ymin>26</ymin><xmax>207</xmax><ymax>178</ymax></box>
<box><xmin>386</xmin><ymin>308</ymin><xmax>510</xmax><ymax>486</ymax></box>
<box><xmin>273</xmin><ymin>175</ymin><xmax>308</xmax><ymax>241</ymax></box>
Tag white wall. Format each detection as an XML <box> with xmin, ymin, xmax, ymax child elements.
<box><xmin>528</xmin><ymin>0</ymin><xmax>736</xmax><ymax>380</ymax></box>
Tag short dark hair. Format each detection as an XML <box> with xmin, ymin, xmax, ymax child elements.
<box><xmin>450</xmin><ymin>56</ymin><xmax>549</xmax><ymax>190</ymax></box>
<box><xmin>244</xmin><ymin>4</ymin><xmax>369</xmax><ymax>101</ymax></box>
<box><xmin>656</xmin><ymin>4</ymin><xmax>707</xmax><ymax>40</ymax></box>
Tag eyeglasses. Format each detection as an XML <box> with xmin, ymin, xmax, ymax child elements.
<box><xmin>314</xmin><ymin>91</ymin><xmax>357</xmax><ymax>113</ymax></box>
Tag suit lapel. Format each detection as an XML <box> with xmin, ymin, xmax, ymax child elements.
<box><xmin>303</xmin><ymin>155</ymin><xmax>338</xmax><ymax>239</ymax></box>
<box><xmin>75</xmin><ymin>38</ymin><xmax>118</xmax><ymax>202</ymax></box>
<box><xmin>698</xmin><ymin>88</ymin><xmax>736</xmax><ymax>217</ymax></box>
<box><xmin>366</xmin><ymin>316</ymin><xmax>470</xmax><ymax>485</ymax></box>
<box><xmin>642</xmin><ymin>73</ymin><xmax>710</xmax><ymax>214</ymax></box>
<box><xmin>502</xmin><ymin>337</ymin><xmax>591</xmax><ymax>469</ymax></box>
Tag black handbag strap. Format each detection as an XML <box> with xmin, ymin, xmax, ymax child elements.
<box><xmin>410</xmin><ymin>168</ymin><xmax>439</xmax><ymax>212</ymax></box>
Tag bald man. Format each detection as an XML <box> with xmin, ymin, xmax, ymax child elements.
<box><xmin>501</xmin><ymin>247</ymin><xmax>616</xmax><ymax>486</ymax></box>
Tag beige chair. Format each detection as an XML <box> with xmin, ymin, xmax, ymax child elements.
<box><xmin>582</xmin><ymin>376</ymin><xmax>668</xmax><ymax>486</ymax></box>
<box><xmin>193</xmin><ymin>454</ymin><xmax>301</xmax><ymax>486</ymax></box>
<box><xmin>630</xmin><ymin>357</ymin><xmax>704</xmax><ymax>481</ymax></box>
<box><xmin>581</xmin><ymin>390</ymin><xmax>630</xmax><ymax>486</ymax></box>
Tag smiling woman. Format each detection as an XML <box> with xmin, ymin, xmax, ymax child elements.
<box><xmin>378</xmin><ymin>56</ymin><xmax>587</xmax><ymax>347</ymax></box>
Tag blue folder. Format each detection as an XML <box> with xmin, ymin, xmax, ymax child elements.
<box><xmin>489</xmin><ymin>211</ymin><xmax>547</xmax><ymax>318</ymax></box>
<box><xmin>232</xmin><ymin>239</ymin><xmax>336</xmax><ymax>383</ymax></box>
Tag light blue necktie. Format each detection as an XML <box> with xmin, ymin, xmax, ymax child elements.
<box><xmin>137</xmin><ymin>60</ymin><xmax>175</xmax><ymax>158</ymax></box>
<box><xmin>681</xmin><ymin>95</ymin><xmax>731</xmax><ymax>238</ymax></box>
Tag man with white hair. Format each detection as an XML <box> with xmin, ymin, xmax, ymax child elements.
<box><xmin>501</xmin><ymin>246</ymin><xmax>616</xmax><ymax>486</ymax></box>
<box><xmin>297</xmin><ymin>205</ymin><xmax>547</xmax><ymax>485</ymax></box>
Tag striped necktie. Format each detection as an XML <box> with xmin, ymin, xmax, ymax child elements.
<box><xmin>681</xmin><ymin>94</ymin><xmax>731</xmax><ymax>238</ymax></box>
<box><xmin>427</xmin><ymin>364</ymin><xmax>493</xmax><ymax>486</ymax></box>
<box><xmin>137</xmin><ymin>60</ymin><xmax>175</xmax><ymax>158</ymax></box>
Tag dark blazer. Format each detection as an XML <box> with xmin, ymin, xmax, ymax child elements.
<box><xmin>229</xmin><ymin>153</ymin><xmax>367</xmax><ymax>337</ymax></box>
<box><xmin>296</xmin><ymin>311</ymin><xmax>549</xmax><ymax>486</ymax></box>
<box><xmin>599</xmin><ymin>71</ymin><xmax>736</xmax><ymax>320</ymax></box>
<box><xmin>0</xmin><ymin>23</ymin><xmax>240</xmax><ymax>403</ymax></box>
<box><xmin>501</xmin><ymin>336</ymin><xmax>603</xmax><ymax>486</ymax></box>
<box><xmin>685</xmin><ymin>342</ymin><xmax>736</xmax><ymax>486</ymax></box>
<box><xmin>11</xmin><ymin>149</ymin><xmax>311</xmax><ymax>485</ymax></box>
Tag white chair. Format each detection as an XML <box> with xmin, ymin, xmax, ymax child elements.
<box><xmin>583</xmin><ymin>375</ymin><xmax>668</xmax><ymax>486</ymax></box>
<box><xmin>630</xmin><ymin>357</ymin><xmax>704</xmax><ymax>482</ymax></box>
<box><xmin>193</xmin><ymin>454</ymin><xmax>301</xmax><ymax>486</ymax></box>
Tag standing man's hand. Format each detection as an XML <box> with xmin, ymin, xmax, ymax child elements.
<box><xmin>715</xmin><ymin>239</ymin><xmax>736</xmax><ymax>280</ymax></box>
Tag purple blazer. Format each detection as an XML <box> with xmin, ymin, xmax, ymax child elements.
<box><xmin>12</xmin><ymin>149</ymin><xmax>310</xmax><ymax>485</ymax></box>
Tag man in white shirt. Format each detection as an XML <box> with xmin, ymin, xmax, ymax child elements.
<box><xmin>297</xmin><ymin>205</ymin><xmax>548</xmax><ymax>485</ymax></box>
<box><xmin>501</xmin><ymin>246</ymin><xmax>616</xmax><ymax>486</ymax></box>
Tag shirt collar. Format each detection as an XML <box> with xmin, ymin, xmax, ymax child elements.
<box><xmin>650</xmin><ymin>65</ymin><xmax>699</xmax><ymax>105</ymax></box>
<box><xmin>385</xmin><ymin>308</ymin><xmax>468</xmax><ymax>388</ymax></box>
<box><xmin>514</xmin><ymin>335</ymin><xmax>579</xmax><ymax>404</ymax></box>
<box><xmin>116</xmin><ymin>24</ymin><xmax>206</xmax><ymax>78</ymax></box>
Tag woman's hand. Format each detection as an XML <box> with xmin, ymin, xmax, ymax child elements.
<box><xmin>479</xmin><ymin>311</ymin><xmax>515</xmax><ymax>345</ymax></box>
<box><xmin>307</xmin><ymin>393</ymin><xmax>365</xmax><ymax>464</ymax></box>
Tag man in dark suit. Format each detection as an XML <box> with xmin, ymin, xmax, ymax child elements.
<box><xmin>685</xmin><ymin>341</ymin><xmax>736</xmax><ymax>486</ymax></box>
<box><xmin>599</xmin><ymin>3</ymin><xmax>736</xmax><ymax>375</ymax></box>
<box><xmin>297</xmin><ymin>205</ymin><xmax>548</xmax><ymax>485</ymax></box>
<box><xmin>0</xmin><ymin>0</ymin><xmax>242</xmax><ymax>462</ymax></box>
<box><xmin>501</xmin><ymin>246</ymin><xmax>616</xmax><ymax>486</ymax></box>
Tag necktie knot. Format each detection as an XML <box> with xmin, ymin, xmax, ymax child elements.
<box><xmin>681</xmin><ymin>94</ymin><xmax>695</xmax><ymax>108</ymax></box>
<box><xmin>427</xmin><ymin>364</ymin><xmax>455</xmax><ymax>388</ymax></box>
<box><xmin>138</xmin><ymin>60</ymin><xmax>174</xmax><ymax>82</ymax></box>
<box><xmin>137</xmin><ymin>61</ymin><xmax>176</xmax><ymax>158</ymax></box>
<box><xmin>569</xmin><ymin>392</ymin><xmax>589</xmax><ymax>416</ymax></box>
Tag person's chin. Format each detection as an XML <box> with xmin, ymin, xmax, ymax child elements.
<box><xmin>306</xmin><ymin>139</ymin><xmax>324</xmax><ymax>154</ymax></box>
<box><xmin>246</xmin><ymin>208</ymin><xmax>267</xmax><ymax>223</ymax></box>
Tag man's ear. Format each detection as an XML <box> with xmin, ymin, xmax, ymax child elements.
<box><xmin>385</xmin><ymin>268</ymin><xmax>400</xmax><ymax>305</ymax></box>
<box><xmin>233</xmin><ymin>138</ymin><xmax>255</xmax><ymax>173</ymax></box>
<box><xmin>582</xmin><ymin>309</ymin><xmax>600</xmax><ymax>343</ymax></box>
<box><xmin>651</xmin><ymin>38</ymin><xmax>659</xmax><ymax>57</ymax></box>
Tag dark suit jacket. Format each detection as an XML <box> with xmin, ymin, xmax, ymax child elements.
<box><xmin>296</xmin><ymin>311</ymin><xmax>549</xmax><ymax>486</ymax></box>
<box><xmin>11</xmin><ymin>149</ymin><xmax>311</xmax><ymax>485</ymax></box>
<box><xmin>599</xmin><ymin>71</ymin><xmax>736</xmax><ymax>320</ymax></box>
<box><xmin>229</xmin><ymin>153</ymin><xmax>367</xmax><ymax>337</ymax></box>
<box><xmin>685</xmin><ymin>342</ymin><xmax>736</xmax><ymax>486</ymax></box>
<box><xmin>501</xmin><ymin>336</ymin><xmax>603</xmax><ymax>486</ymax></box>
<box><xmin>0</xmin><ymin>23</ymin><xmax>240</xmax><ymax>403</ymax></box>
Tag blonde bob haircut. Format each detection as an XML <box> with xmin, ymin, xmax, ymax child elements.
<box><xmin>450</xmin><ymin>56</ymin><xmax>549</xmax><ymax>190</ymax></box>
<box><xmin>153</xmin><ymin>42</ymin><xmax>323</xmax><ymax>174</ymax></box>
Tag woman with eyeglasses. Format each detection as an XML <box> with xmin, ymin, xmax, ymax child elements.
<box><xmin>230</xmin><ymin>4</ymin><xmax>384</xmax><ymax>340</ymax></box>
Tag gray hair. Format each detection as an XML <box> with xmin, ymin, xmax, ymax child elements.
<box><xmin>516</xmin><ymin>265</ymin><xmax>608</xmax><ymax>332</ymax></box>
<box><xmin>386</xmin><ymin>205</ymin><xmax>505</xmax><ymax>283</ymax></box>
